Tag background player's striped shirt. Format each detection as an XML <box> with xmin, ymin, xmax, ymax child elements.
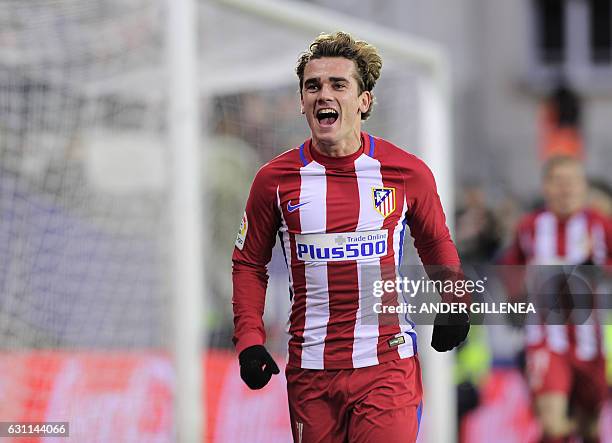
<box><xmin>232</xmin><ymin>132</ymin><xmax>460</xmax><ymax>369</ymax></box>
<box><xmin>501</xmin><ymin>208</ymin><xmax>612</xmax><ymax>361</ymax></box>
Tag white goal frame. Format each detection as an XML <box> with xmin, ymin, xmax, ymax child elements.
<box><xmin>167</xmin><ymin>0</ymin><xmax>205</xmax><ymax>442</ymax></box>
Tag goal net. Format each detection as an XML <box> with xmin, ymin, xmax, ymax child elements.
<box><xmin>0</xmin><ymin>1</ymin><xmax>175</xmax><ymax>441</ymax></box>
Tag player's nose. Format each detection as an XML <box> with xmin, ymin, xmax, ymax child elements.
<box><xmin>317</xmin><ymin>83</ymin><xmax>334</xmax><ymax>101</ymax></box>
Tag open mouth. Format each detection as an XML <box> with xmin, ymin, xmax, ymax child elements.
<box><xmin>316</xmin><ymin>108</ymin><xmax>339</xmax><ymax>126</ymax></box>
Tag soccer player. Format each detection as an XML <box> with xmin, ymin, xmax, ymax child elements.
<box><xmin>501</xmin><ymin>156</ymin><xmax>611</xmax><ymax>443</ymax></box>
<box><xmin>232</xmin><ymin>31</ymin><xmax>469</xmax><ymax>442</ymax></box>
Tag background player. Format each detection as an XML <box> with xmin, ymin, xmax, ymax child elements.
<box><xmin>501</xmin><ymin>156</ymin><xmax>611</xmax><ymax>443</ymax></box>
<box><xmin>232</xmin><ymin>31</ymin><xmax>469</xmax><ymax>442</ymax></box>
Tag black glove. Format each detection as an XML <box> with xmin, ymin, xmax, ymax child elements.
<box><xmin>431</xmin><ymin>311</ymin><xmax>470</xmax><ymax>352</ymax></box>
<box><xmin>238</xmin><ymin>345</ymin><xmax>280</xmax><ymax>390</ymax></box>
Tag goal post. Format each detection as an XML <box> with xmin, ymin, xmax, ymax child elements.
<box><xmin>166</xmin><ymin>0</ymin><xmax>205</xmax><ymax>442</ymax></box>
<box><xmin>0</xmin><ymin>1</ymin><xmax>206</xmax><ymax>442</ymax></box>
<box><xmin>209</xmin><ymin>0</ymin><xmax>456</xmax><ymax>441</ymax></box>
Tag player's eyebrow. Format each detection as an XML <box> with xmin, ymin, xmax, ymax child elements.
<box><xmin>329</xmin><ymin>77</ymin><xmax>349</xmax><ymax>83</ymax></box>
<box><xmin>304</xmin><ymin>76</ymin><xmax>350</xmax><ymax>87</ymax></box>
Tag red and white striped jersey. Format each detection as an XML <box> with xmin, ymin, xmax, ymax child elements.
<box><xmin>502</xmin><ymin>208</ymin><xmax>612</xmax><ymax>360</ymax></box>
<box><xmin>232</xmin><ymin>132</ymin><xmax>460</xmax><ymax>369</ymax></box>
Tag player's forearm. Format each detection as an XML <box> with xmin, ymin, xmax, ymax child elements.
<box><xmin>232</xmin><ymin>261</ymin><xmax>268</xmax><ymax>353</ymax></box>
<box><xmin>422</xmin><ymin>264</ymin><xmax>472</xmax><ymax>305</ymax></box>
<box><xmin>416</xmin><ymin>234</ymin><xmax>461</xmax><ymax>267</ymax></box>
<box><xmin>417</xmin><ymin>237</ymin><xmax>472</xmax><ymax>305</ymax></box>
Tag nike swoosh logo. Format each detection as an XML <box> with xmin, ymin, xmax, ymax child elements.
<box><xmin>287</xmin><ymin>200</ymin><xmax>309</xmax><ymax>212</ymax></box>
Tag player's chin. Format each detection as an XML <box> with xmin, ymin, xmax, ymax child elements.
<box><xmin>312</xmin><ymin>131</ymin><xmax>338</xmax><ymax>145</ymax></box>
<box><xmin>312</xmin><ymin>122</ymin><xmax>339</xmax><ymax>139</ymax></box>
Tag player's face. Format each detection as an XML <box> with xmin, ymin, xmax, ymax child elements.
<box><xmin>543</xmin><ymin>162</ymin><xmax>587</xmax><ymax>217</ymax></box>
<box><xmin>300</xmin><ymin>57</ymin><xmax>371</xmax><ymax>147</ymax></box>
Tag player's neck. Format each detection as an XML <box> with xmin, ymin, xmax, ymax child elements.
<box><xmin>311</xmin><ymin>131</ymin><xmax>361</xmax><ymax>158</ymax></box>
<box><xmin>549</xmin><ymin>205</ymin><xmax>584</xmax><ymax>220</ymax></box>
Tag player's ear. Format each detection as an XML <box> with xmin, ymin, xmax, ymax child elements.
<box><xmin>300</xmin><ymin>94</ymin><xmax>305</xmax><ymax>114</ymax></box>
<box><xmin>359</xmin><ymin>90</ymin><xmax>372</xmax><ymax>115</ymax></box>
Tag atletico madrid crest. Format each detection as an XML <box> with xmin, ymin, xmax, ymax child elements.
<box><xmin>372</xmin><ymin>187</ymin><xmax>396</xmax><ymax>218</ymax></box>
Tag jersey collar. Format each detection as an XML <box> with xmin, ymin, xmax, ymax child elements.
<box><xmin>302</xmin><ymin>131</ymin><xmax>374</xmax><ymax>168</ymax></box>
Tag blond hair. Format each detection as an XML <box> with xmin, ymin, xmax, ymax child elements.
<box><xmin>296</xmin><ymin>31</ymin><xmax>382</xmax><ymax>120</ymax></box>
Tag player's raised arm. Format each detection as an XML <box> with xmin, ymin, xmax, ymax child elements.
<box><xmin>232</xmin><ymin>165</ymin><xmax>281</xmax><ymax>389</ymax></box>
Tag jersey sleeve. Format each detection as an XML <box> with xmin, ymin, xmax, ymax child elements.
<box><xmin>404</xmin><ymin>159</ymin><xmax>467</xmax><ymax>304</ymax></box>
<box><xmin>497</xmin><ymin>216</ymin><xmax>531</xmax><ymax>303</ymax></box>
<box><xmin>602</xmin><ymin>215</ymin><xmax>612</xmax><ymax>265</ymax></box>
<box><xmin>232</xmin><ymin>165</ymin><xmax>281</xmax><ymax>354</ymax></box>
<box><xmin>404</xmin><ymin>159</ymin><xmax>460</xmax><ymax>267</ymax></box>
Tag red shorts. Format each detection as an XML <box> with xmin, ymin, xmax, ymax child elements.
<box><xmin>285</xmin><ymin>356</ymin><xmax>423</xmax><ymax>443</ymax></box>
<box><xmin>526</xmin><ymin>345</ymin><xmax>607</xmax><ymax>413</ymax></box>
